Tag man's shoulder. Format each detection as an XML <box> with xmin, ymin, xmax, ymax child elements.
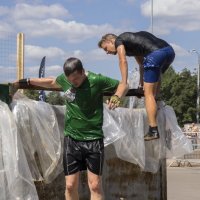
<box><xmin>87</xmin><ymin>71</ymin><xmax>113</xmax><ymax>82</ymax></box>
<box><xmin>118</xmin><ymin>31</ymin><xmax>151</xmax><ymax>38</ymax></box>
<box><xmin>56</xmin><ymin>73</ymin><xmax>65</xmax><ymax>80</ymax></box>
<box><xmin>88</xmin><ymin>71</ymin><xmax>119</xmax><ymax>87</ymax></box>
<box><xmin>87</xmin><ymin>71</ymin><xmax>99</xmax><ymax>79</ymax></box>
<box><xmin>56</xmin><ymin>73</ymin><xmax>70</xmax><ymax>88</ymax></box>
<box><xmin>118</xmin><ymin>32</ymin><xmax>135</xmax><ymax>38</ymax></box>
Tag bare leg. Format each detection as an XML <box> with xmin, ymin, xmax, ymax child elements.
<box><xmin>65</xmin><ymin>172</ymin><xmax>79</xmax><ymax>200</ymax></box>
<box><xmin>88</xmin><ymin>170</ymin><xmax>103</xmax><ymax>200</ymax></box>
<box><xmin>144</xmin><ymin>82</ymin><xmax>158</xmax><ymax>127</ymax></box>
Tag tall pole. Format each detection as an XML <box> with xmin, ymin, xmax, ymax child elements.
<box><xmin>17</xmin><ymin>32</ymin><xmax>24</xmax><ymax>80</ymax></box>
<box><xmin>151</xmin><ymin>0</ymin><xmax>153</xmax><ymax>33</ymax></box>
<box><xmin>190</xmin><ymin>49</ymin><xmax>200</xmax><ymax>124</ymax></box>
<box><xmin>197</xmin><ymin>52</ymin><xmax>200</xmax><ymax>124</ymax></box>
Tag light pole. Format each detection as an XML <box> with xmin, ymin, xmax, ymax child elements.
<box><xmin>190</xmin><ymin>49</ymin><xmax>200</xmax><ymax>124</ymax></box>
<box><xmin>151</xmin><ymin>0</ymin><xmax>154</xmax><ymax>33</ymax></box>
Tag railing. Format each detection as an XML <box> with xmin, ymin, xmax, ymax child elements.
<box><xmin>182</xmin><ymin>131</ymin><xmax>200</xmax><ymax>151</ymax></box>
<box><xmin>12</xmin><ymin>84</ymin><xmax>145</xmax><ymax>97</ymax></box>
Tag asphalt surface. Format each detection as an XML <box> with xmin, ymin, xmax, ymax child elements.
<box><xmin>167</xmin><ymin>165</ymin><xmax>200</xmax><ymax>200</ymax></box>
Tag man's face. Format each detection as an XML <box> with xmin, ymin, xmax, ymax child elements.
<box><xmin>101</xmin><ymin>40</ymin><xmax>117</xmax><ymax>55</ymax></box>
<box><xmin>67</xmin><ymin>70</ymin><xmax>86</xmax><ymax>88</ymax></box>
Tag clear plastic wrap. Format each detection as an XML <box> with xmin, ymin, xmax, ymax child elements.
<box><xmin>11</xmin><ymin>93</ymin><xmax>63</xmax><ymax>183</ymax></box>
<box><xmin>0</xmin><ymin>100</ymin><xmax>39</xmax><ymax>200</ymax></box>
<box><xmin>143</xmin><ymin>102</ymin><xmax>167</xmax><ymax>172</ymax></box>
<box><xmin>102</xmin><ymin>101</ymin><xmax>193</xmax><ymax>173</ymax></box>
<box><xmin>164</xmin><ymin>104</ymin><xmax>193</xmax><ymax>157</ymax></box>
<box><xmin>106</xmin><ymin>107</ymin><xmax>146</xmax><ymax>168</ymax></box>
<box><xmin>103</xmin><ymin>105</ymin><xmax>126</xmax><ymax>146</ymax></box>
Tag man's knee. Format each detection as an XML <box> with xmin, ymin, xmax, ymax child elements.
<box><xmin>66</xmin><ymin>183</ymin><xmax>74</xmax><ymax>192</ymax></box>
<box><xmin>65</xmin><ymin>181</ymin><xmax>77</xmax><ymax>193</ymax></box>
<box><xmin>88</xmin><ymin>179</ymin><xmax>101</xmax><ymax>193</ymax></box>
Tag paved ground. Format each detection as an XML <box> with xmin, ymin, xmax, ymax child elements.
<box><xmin>167</xmin><ymin>162</ymin><xmax>200</xmax><ymax>200</ymax></box>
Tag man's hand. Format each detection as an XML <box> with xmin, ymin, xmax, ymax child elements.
<box><xmin>107</xmin><ymin>95</ymin><xmax>121</xmax><ymax>110</ymax></box>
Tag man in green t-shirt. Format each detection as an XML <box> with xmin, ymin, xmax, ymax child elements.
<box><xmin>14</xmin><ymin>57</ymin><xmax>121</xmax><ymax>200</ymax></box>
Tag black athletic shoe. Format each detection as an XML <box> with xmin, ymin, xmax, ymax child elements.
<box><xmin>144</xmin><ymin>126</ymin><xmax>160</xmax><ymax>141</ymax></box>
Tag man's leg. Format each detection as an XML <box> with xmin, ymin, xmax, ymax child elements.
<box><xmin>144</xmin><ymin>82</ymin><xmax>158</xmax><ymax>127</ymax></box>
<box><xmin>88</xmin><ymin>170</ymin><xmax>103</xmax><ymax>200</ymax></box>
<box><xmin>143</xmin><ymin>66</ymin><xmax>161</xmax><ymax>141</ymax></box>
<box><xmin>85</xmin><ymin>138</ymin><xmax>104</xmax><ymax>200</ymax></box>
<box><xmin>143</xmin><ymin>81</ymin><xmax>160</xmax><ymax>141</ymax></box>
<box><xmin>65</xmin><ymin>172</ymin><xmax>79</xmax><ymax>200</ymax></box>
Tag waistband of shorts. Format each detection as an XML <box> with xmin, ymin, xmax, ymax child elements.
<box><xmin>65</xmin><ymin>135</ymin><xmax>103</xmax><ymax>142</ymax></box>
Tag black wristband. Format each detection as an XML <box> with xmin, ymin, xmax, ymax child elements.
<box><xmin>19</xmin><ymin>78</ymin><xmax>30</xmax><ymax>87</ymax></box>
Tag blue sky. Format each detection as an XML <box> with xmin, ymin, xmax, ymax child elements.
<box><xmin>0</xmin><ymin>0</ymin><xmax>200</xmax><ymax>82</ymax></box>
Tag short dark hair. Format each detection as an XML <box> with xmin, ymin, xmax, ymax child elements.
<box><xmin>63</xmin><ymin>57</ymin><xmax>83</xmax><ymax>76</ymax></box>
<box><xmin>98</xmin><ymin>33</ymin><xmax>117</xmax><ymax>48</ymax></box>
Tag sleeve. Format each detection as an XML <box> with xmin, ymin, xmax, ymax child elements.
<box><xmin>115</xmin><ymin>36</ymin><xmax>124</xmax><ymax>49</ymax></box>
<box><xmin>55</xmin><ymin>74</ymin><xmax>65</xmax><ymax>89</ymax></box>
<box><xmin>97</xmin><ymin>74</ymin><xmax>119</xmax><ymax>93</ymax></box>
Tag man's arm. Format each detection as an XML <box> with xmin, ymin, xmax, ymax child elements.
<box><xmin>114</xmin><ymin>45</ymin><xmax>129</xmax><ymax>98</ymax></box>
<box><xmin>29</xmin><ymin>77</ymin><xmax>60</xmax><ymax>89</ymax></box>
<box><xmin>13</xmin><ymin>77</ymin><xmax>61</xmax><ymax>91</ymax></box>
<box><xmin>106</xmin><ymin>45</ymin><xmax>129</xmax><ymax>109</ymax></box>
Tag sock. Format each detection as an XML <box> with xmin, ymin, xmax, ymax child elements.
<box><xmin>149</xmin><ymin>126</ymin><xmax>158</xmax><ymax>131</ymax></box>
<box><xmin>149</xmin><ymin>126</ymin><xmax>159</xmax><ymax>134</ymax></box>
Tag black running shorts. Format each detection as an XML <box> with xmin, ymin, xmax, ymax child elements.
<box><xmin>63</xmin><ymin>136</ymin><xmax>104</xmax><ymax>176</ymax></box>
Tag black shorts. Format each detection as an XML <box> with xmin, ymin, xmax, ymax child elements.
<box><xmin>63</xmin><ymin>136</ymin><xmax>104</xmax><ymax>176</ymax></box>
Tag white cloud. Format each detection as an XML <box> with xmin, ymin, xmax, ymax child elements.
<box><xmin>0</xmin><ymin>3</ymin><xmax>72</xmax><ymax>37</ymax></box>
<box><xmin>0</xmin><ymin>3</ymin><xmax>120</xmax><ymax>43</ymax></box>
<box><xmin>24</xmin><ymin>44</ymin><xmax>116</xmax><ymax>66</ymax></box>
<box><xmin>141</xmin><ymin>0</ymin><xmax>200</xmax><ymax>33</ymax></box>
<box><xmin>13</xmin><ymin>3</ymin><xmax>70</xmax><ymax>20</ymax></box>
<box><xmin>17</xmin><ymin>19</ymin><xmax>119</xmax><ymax>42</ymax></box>
<box><xmin>170</xmin><ymin>43</ymin><xmax>190</xmax><ymax>56</ymax></box>
<box><xmin>25</xmin><ymin>45</ymin><xmax>66</xmax><ymax>60</ymax></box>
<box><xmin>24</xmin><ymin>64</ymin><xmax>63</xmax><ymax>78</ymax></box>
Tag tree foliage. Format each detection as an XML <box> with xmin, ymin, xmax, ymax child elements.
<box><xmin>46</xmin><ymin>91</ymin><xmax>65</xmax><ymax>105</ymax></box>
<box><xmin>24</xmin><ymin>90</ymin><xmax>65</xmax><ymax>105</ymax></box>
<box><xmin>160</xmin><ymin>67</ymin><xmax>197</xmax><ymax>126</ymax></box>
<box><xmin>24</xmin><ymin>89</ymin><xmax>39</xmax><ymax>101</ymax></box>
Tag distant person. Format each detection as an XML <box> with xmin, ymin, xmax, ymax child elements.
<box><xmin>13</xmin><ymin>57</ymin><xmax>120</xmax><ymax>200</ymax></box>
<box><xmin>98</xmin><ymin>31</ymin><xmax>175</xmax><ymax>141</ymax></box>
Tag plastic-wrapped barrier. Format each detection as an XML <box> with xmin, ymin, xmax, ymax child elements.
<box><xmin>0</xmin><ymin>93</ymin><xmax>193</xmax><ymax>199</ymax></box>
<box><xmin>11</xmin><ymin>95</ymin><xmax>63</xmax><ymax>183</ymax></box>
<box><xmin>10</xmin><ymin>95</ymin><xmax>193</xmax><ymax>179</ymax></box>
<box><xmin>34</xmin><ymin>101</ymin><xmax>193</xmax><ymax>200</ymax></box>
<box><xmin>0</xmin><ymin>100</ymin><xmax>39</xmax><ymax>200</ymax></box>
<box><xmin>164</xmin><ymin>104</ymin><xmax>193</xmax><ymax>158</ymax></box>
<box><xmin>107</xmin><ymin>102</ymin><xmax>193</xmax><ymax>173</ymax></box>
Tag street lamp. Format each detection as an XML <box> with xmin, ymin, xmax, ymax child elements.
<box><xmin>189</xmin><ymin>49</ymin><xmax>200</xmax><ymax>124</ymax></box>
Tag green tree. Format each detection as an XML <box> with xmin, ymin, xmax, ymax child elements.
<box><xmin>160</xmin><ymin>67</ymin><xmax>197</xmax><ymax>126</ymax></box>
<box><xmin>46</xmin><ymin>91</ymin><xmax>65</xmax><ymax>105</ymax></box>
<box><xmin>24</xmin><ymin>89</ymin><xmax>39</xmax><ymax>101</ymax></box>
<box><xmin>24</xmin><ymin>90</ymin><xmax>65</xmax><ymax>105</ymax></box>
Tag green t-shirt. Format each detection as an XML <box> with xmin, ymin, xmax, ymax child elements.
<box><xmin>56</xmin><ymin>71</ymin><xmax>119</xmax><ymax>141</ymax></box>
